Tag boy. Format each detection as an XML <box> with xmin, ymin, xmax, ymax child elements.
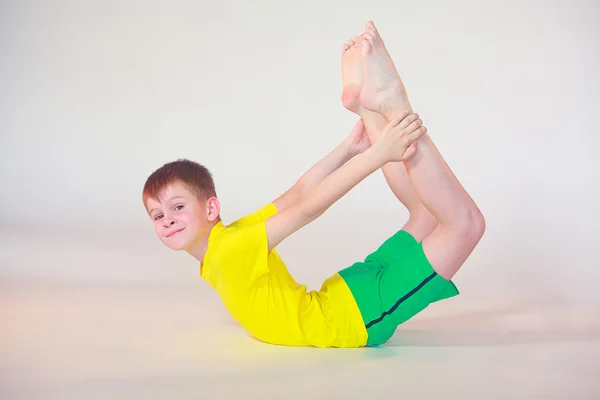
<box><xmin>142</xmin><ymin>22</ymin><xmax>485</xmax><ymax>348</ymax></box>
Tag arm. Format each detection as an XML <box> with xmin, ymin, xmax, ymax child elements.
<box><xmin>272</xmin><ymin>120</ymin><xmax>369</xmax><ymax>211</ymax></box>
<box><xmin>265</xmin><ymin>111</ymin><xmax>423</xmax><ymax>251</ymax></box>
<box><xmin>266</xmin><ymin>145</ymin><xmax>385</xmax><ymax>251</ymax></box>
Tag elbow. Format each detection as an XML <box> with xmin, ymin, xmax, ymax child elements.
<box><xmin>296</xmin><ymin>197</ymin><xmax>325</xmax><ymax>225</ymax></box>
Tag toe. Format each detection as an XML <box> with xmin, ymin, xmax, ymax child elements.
<box><xmin>363</xmin><ymin>33</ymin><xmax>375</xmax><ymax>49</ymax></box>
<box><xmin>361</xmin><ymin>38</ymin><xmax>371</xmax><ymax>56</ymax></box>
<box><xmin>356</xmin><ymin>34</ymin><xmax>365</xmax><ymax>46</ymax></box>
<box><xmin>366</xmin><ymin>21</ymin><xmax>379</xmax><ymax>38</ymax></box>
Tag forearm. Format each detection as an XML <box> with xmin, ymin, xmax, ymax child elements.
<box><xmin>273</xmin><ymin>138</ymin><xmax>357</xmax><ymax>211</ymax></box>
<box><xmin>296</xmin><ymin>139</ymin><xmax>356</xmax><ymax>194</ymax></box>
<box><xmin>298</xmin><ymin>145</ymin><xmax>386</xmax><ymax>221</ymax></box>
<box><xmin>266</xmin><ymin>113</ymin><xmax>419</xmax><ymax>251</ymax></box>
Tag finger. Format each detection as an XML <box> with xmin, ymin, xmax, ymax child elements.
<box><xmin>408</xmin><ymin>125</ymin><xmax>427</xmax><ymax>142</ymax></box>
<box><xmin>401</xmin><ymin>125</ymin><xmax>426</xmax><ymax>149</ymax></box>
<box><xmin>402</xmin><ymin>141</ymin><xmax>419</xmax><ymax>161</ymax></box>
<box><xmin>403</xmin><ymin>117</ymin><xmax>423</xmax><ymax>133</ymax></box>
<box><xmin>353</xmin><ymin>119</ymin><xmax>365</xmax><ymax>131</ymax></box>
<box><xmin>391</xmin><ymin>110</ymin><xmax>411</xmax><ymax>126</ymax></box>
<box><xmin>398</xmin><ymin>113</ymin><xmax>420</xmax><ymax>129</ymax></box>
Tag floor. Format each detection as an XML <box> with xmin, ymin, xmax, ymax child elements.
<box><xmin>2</xmin><ymin>281</ymin><xmax>599</xmax><ymax>399</ymax></box>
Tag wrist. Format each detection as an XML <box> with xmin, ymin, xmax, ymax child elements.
<box><xmin>342</xmin><ymin>137</ymin><xmax>360</xmax><ymax>159</ymax></box>
<box><xmin>362</xmin><ymin>142</ymin><xmax>389</xmax><ymax>165</ymax></box>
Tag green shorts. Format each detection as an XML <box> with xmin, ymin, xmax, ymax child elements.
<box><xmin>338</xmin><ymin>230</ymin><xmax>459</xmax><ymax>346</ymax></box>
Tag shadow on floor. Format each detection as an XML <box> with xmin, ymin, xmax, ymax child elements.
<box><xmin>380</xmin><ymin>302</ymin><xmax>600</xmax><ymax>348</ymax></box>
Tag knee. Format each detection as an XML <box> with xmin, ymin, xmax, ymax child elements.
<box><xmin>472</xmin><ymin>208</ymin><xmax>486</xmax><ymax>237</ymax></box>
<box><xmin>456</xmin><ymin>208</ymin><xmax>486</xmax><ymax>243</ymax></box>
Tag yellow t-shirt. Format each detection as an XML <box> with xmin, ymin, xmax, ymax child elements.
<box><xmin>200</xmin><ymin>203</ymin><xmax>367</xmax><ymax>348</ymax></box>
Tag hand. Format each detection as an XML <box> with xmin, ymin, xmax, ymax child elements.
<box><xmin>346</xmin><ymin>119</ymin><xmax>371</xmax><ymax>156</ymax></box>
<box><xmin>376</xmin><ymin>111</ymin><xmax>427</xmax><ymax>162</ymax></box>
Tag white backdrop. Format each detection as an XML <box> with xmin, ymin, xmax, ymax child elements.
<box><xmin>2</xmin><ymin>0</ymin><xmax>599</xmax><ymax>307</ymax></box>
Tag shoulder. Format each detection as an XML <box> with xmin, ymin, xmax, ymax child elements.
<box><xmin>205</xmin><ymin>202</ymin><xmax>277</xmax><ymax>263</ymax></box>
<box><xmin>204</xmin><ymin>218</ymin><xmax>272</xmax><ymax>282</ymax></box>
<box><xmin>210</xmin><ymin>218</ymin><xmax>271</xmax><ymax>259</ymax></box>
<box><xmin>229</xmin><ymin>202</ymin><xmax>279</xmax><ymax>228</ymax></box>
<box><xmin>202</xmin><ymin>220</ymin><xmax>273</xmax><ymax>282</ymax></box>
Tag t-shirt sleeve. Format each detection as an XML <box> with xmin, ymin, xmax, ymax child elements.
<box><xmin>230</xmin><ymin>202</ymin><xmax>278</xmax><ymax>228</ymax></box>
<box><xmin>213</xmin><ymin>221</ymin><xmax>272</xmax><ymax>281</ymax></box>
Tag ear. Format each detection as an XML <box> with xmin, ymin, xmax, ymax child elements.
<box><xmin>205</xmin><ymin>197</ymin><xmax>221</xmax><ymax>221</ymax></box>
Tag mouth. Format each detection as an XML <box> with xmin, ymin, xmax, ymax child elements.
<box><xmin>167</xmin><ymin>228</ymin><xmax>185</xmax><ymax>238</ymax></box>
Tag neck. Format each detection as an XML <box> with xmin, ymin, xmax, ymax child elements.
<box><xmin>186</xmin><ymin>218</ymin><xmax>221</xmax><ymax>263</ymax></box>
<box><xmin>186</xmin><ymin>239</ymin><xmax>208</xmax><ymax>264</ymax></box>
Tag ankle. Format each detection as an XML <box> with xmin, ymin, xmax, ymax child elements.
<box><xmin>360</xmin><ymin>86</ymin><xmax>412</xmax><ymax>119</ymax></box>
<box><xmin>382</xmin><ymin>89</ymin><xmax>412</xmax><ymax>118</ymax></box>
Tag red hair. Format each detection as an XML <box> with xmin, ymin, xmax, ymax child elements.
<box><xmin>142</xmin><ymin>159</ymin><xmax>217</xmax><ymax>208</ymax></box>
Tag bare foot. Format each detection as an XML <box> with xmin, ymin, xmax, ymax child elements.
<box><xmin>341</xmin><ymin>35</ymin><xmax>365</xmax><ymax>113</ymax></box>
<box><xmin>360</xmin><ymin>21</ymin><xmax>412</xmax><ymax>119</ymax></box>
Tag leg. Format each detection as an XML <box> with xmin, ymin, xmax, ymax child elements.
<box><xmin>339</xmin><ymin>230</ymin><xmax>459</xmax><ymax>346</ymax></box>
<box><xmin>341</xmin><ymin>36</ymin><xmax>438</xmax><ymax>243</ymax></box>
<box><xmin>359</xmin><ymin>21</ymin><xmax>485</xmax><ymax>280</ymax></box>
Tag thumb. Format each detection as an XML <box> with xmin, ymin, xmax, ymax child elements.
<box><xmin>354</xmin><ymin>119</ymin><xmax>365</xmax><ymax>131</ymax></box>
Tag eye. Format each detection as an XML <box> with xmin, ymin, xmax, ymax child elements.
<box><xmin>174</xmin><ymin>204</ymin><xmax>184</xmax><ymax>211</ymax></box>
<box><xmin>154</xmin><ymin>214</ymin><xmax>163</xmax><ymax>221</ymax></box>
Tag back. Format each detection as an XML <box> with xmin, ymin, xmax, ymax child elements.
<box><xmin>200</xmin><ymin>203</ymin><xmax>332</xmax><ymax>346</ymax></box>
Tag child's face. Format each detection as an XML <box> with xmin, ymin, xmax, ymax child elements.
<box><xmin>145</xmin><ymin>182</ymin><xmax>216</xmax><ymax>251</ymax></box>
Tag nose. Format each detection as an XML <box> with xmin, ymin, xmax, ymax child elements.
<box><xmin>163</xmin><ymin>218</ymin><xmax>176</xmax><ymax>228</ymax></box>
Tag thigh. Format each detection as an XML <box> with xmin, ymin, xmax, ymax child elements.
<box><xmin>365</xmin><ymin>241</ymin><xmax>459</xmax><ymax>345</ymax></box>
<box><xmin>338</xmin><ymin>230</ymin><xmax>418</xmax><ymax>330</ymax></box>
<box><xmin>422</xmin><ymin>223</ymin><xmax>485</xmax><ymax>281</ymax></box>
<box><xmin>364</xmin><ymin>229</ymin><xmax>418</xmax><ymax>266</ymax></box>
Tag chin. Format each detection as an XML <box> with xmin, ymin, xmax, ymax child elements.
<box><xmin>165</xmin><ymin>242</ymin><xmax>187</xmax><ymax>251</ymax></box>
<box><xmin>162</xmin><ymin>234</ymin><xmax>191</xmax><ymax>251</ymax></box>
